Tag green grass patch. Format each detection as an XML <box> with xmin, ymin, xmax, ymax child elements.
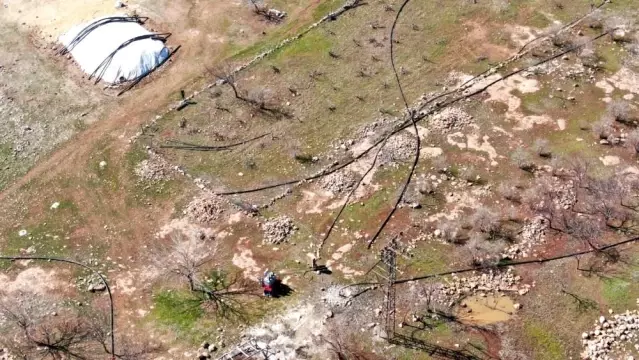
<box><xmin>153</xmin><ymin>290</ymin><xmax>205</xmax><ymax>332</ymax></box>
<box><xmin>273</xmin><ymin>31</ymin><xmax>332</xmax><ymax>60</ymax></box>
<box><xmin>525</xmin><ymin>321</ymin><xmax>565</xmax><ymax>359</ymax></box>
<box><xmin>598</xmin><ymin>44</ymin><xmax>623</xmax><ymax>74</ymax></box>
<box><xmin>602</xmin><ymin>277</ymin><xmax>633</xmax><ymax>309</ymax></box>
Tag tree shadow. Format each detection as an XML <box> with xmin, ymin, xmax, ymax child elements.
<box><xmin>388</xmin><ymin>333</ymin><xmax>489</xmax><ymax>360</ymax></box>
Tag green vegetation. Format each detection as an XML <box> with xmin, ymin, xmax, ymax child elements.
<box><xmin>602</xmin><ymin>277</ymin><xmax>633</xmax><ymax>309</ymax></box>
<box><xmin>525</xmin><ymin>322</ymin><xmax>565</xmax><ymax>359</ymax></box>
<box><xmin>153</xmin><ymin>290</ymin><xmax>205</xmax><ymax>333</ymax></box>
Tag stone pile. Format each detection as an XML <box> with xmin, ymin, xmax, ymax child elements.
<box><xmin>439</xmin><ymin>268</ymin><xmax>531</xmax><ymax>304</ymax></box>
<box><xmin>184</xmin><ymin>192</ymin><xmax>224</xmax><ymax>224</ymax></box>
<box><xmin>429</xmin><ymin>107</ymin><xmax>474</xmax><ymax>133</ymax></box>
<box><xmin>134</xmin><ymin>152</ymin><xmax>174</xmax><ymax>182</ymax></box>
<box><xmin>582</xmin><ymin>308</ymin><xmax>639</xmax><ymax>360</ymax></box>
<box><xmin>261</xmin><ymin>216</ymin><xmax>296</xmax><ymax>244</ymax></box>
<box><xmin>318</xmin><ymin>171</ymin><xmax>357</xmax><ymax>194</ymax></box>
<box><xmin>503</xmin><ymin>217</ymin><xmax>547</xmax><ymax>259</ymax></box>
<box><xmin>379</xmin><ymin>131</ymin><xmax>417</xmax><ymax>166</ymax></box>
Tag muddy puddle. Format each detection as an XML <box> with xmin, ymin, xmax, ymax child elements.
<box><xmin>456</xmin><ymin>295</ymin><xmax>515</xmax><ymax>325</ymax></box>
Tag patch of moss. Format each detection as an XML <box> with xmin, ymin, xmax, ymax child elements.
<box><xmin>602</xmin><ymin>277</ymin><xmax>633</xmax><ymax>309</ymax></box>
<box><xmin>525</xmin><ymin>321</ymin><xmax>565</xmax><ymax>359</ymax></box>
<box><xmin>153</xmin><ymin>290</ymin><xmax>205</xmax><ymax>333</ymax></box>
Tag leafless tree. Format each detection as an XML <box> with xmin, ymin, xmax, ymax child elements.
<box><xmin>208</xmin><ymin>64</ymin><xmax>242</xmax><ymax>100</ymax></box>
<box><xmin>151</xmin><ymin>231</ymin><xmax>253</xmax><ymax>319</ymax></box>
<box><xmin>0</xmin><ymin>299</ymin><xmax>99</xmax><ymax>360</ymax></box>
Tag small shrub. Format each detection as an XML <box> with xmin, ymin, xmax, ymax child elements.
<box><xmin>578</xmin><ymin>119</ymin><xmax>591</xmax><ymax>131</ymax></box>
<box><xmin>472</xmin><ymin>208</ymin><xmax>500</xmax><ymax>237</ymax></box>
<box><xmin>534</xmin><ymin>139</ymin><xmax>552</xmax><ymax>158</ymax></box>
<box><xmin>628</xmin><ymin>130</ymin><xmax>639</xmax><ymax>154</ymax></box>
<box><xmin>551</xmin><ymin>32</ymin><xmax>575</xmax><ymax>49</ymax></box>
<box><xmin>511</xmin><ymin>148</ymin><xmax>535</xmax><ymax>172</ymax></box>
<box><xmin>498</xmin><ymin>183</ymin><xmax>522</xmax><ymax>203</ymax></box>
<box><xmin>592</xmin><ymin>118</ymin><xmax>614</xmax><ymax>140</ymax></box>
<box><xmin>460</xmin><ymin>166</ymin><xmax>482</xmax><ymax>184</ymax></box>
<box><xmin>608</xmin><ymin>100</ymin><xmax>638</xmax><ymax>126</ymax></box>
<box><xmin>438</xmin><ymin>221</ymin><xmax>462</xmax><ymax>244</ymax></box>
<box><xmin>578</xmin><ymin>44</ymin><xmax>601</xmax><ymax>69</ymax></box>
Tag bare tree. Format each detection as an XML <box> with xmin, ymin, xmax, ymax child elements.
<box><xmin>151</xmin><ymin>231</ymin><xmax>253</xmax><ymax>319</ymax></box>
<box><xmin>208</xmin><ymin>64</ymin><xmax>242</xmax><ymax>100</ymax></box>
<box><xmin>0</xmin><ymin>299</ymin><xmax>99</xmax><ymax>360</ymax></box>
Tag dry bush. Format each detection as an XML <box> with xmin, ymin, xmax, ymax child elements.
<box><xmin>550</xmin><ymin>30</ymin><xmax>576</xmax><ymax>49</ymax></box>
<box><xmin>460</xmin><ymin>166</ymin><xmax>482</xmax><ymax>184</ymax></box>
<box><xmin>592</xmin><ymin>118</ymin><xmax>614</xmax><ymax>140</ymax></box>
<box><xmin>438</xmin><ymin>220</ymin><xmax>463</xmax><ymax>244</ymax></box>
<box><xmin>627</xmin><ymin>129</ymin><xmax>639</xmax><ymax>154</ymax></box>
<box><xmin>498</xmin><ymin>183</ymin><xmax>522</xmax><ymax>203</ymax></box>
<box><xmin>607</xmin><ymin>100</ymin><xmax>638</xmax><ymax>126</ymax></box>
<box><xmin>511</xmin><ymin>148</ymin><xmax>535</xmax><ymax>172</ymax></box>
<box><xmin>533</xmin><ymin>138</ymin><xmax>552</xmax><ymax>158</ymax></box>
<box><xmin>466</xmin><ymin>232</ymin><xmax>505</xmax><ymax>265</ymax></box>
<box><xmin>472</xmin><ymin>208</ymin><xmax>500</xmax><ymax>237</ymax></box>
<box><xmin>578</xmin><ymin>43</ymin><xmax>602</xmax><ymax>69</ymax></box>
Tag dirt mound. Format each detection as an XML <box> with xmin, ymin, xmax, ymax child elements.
<box><xmin>318</xmin><ymin>171</ymin><xmax>357</xmax><ymax>194</ymax></box>
<box><xmin>184</xmin><ymin>191</ymin><xmax>224</xmax><ymax>224</ymax></box>
<box><xmin>430</xmin><ymin>107</ymin><xmax>474</xmax><ymax>133</ymax></box>
<box><xmin>134</xmin><ymin>152</ymin><xmax>174</xmax><ymax>182</ymax></box>
<box><xmin>262</xmin><ymin>216</ymin><xmax>296</xmax><ymax>244</ymax></box>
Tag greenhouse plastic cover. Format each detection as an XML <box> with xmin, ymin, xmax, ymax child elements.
<box><xmin>59</xmin><ymin>16</ymin><xmax>169</xmax><ymax>84</ymax></box>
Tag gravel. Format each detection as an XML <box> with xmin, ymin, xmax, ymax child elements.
<box><xmin>261</xmin><ymin>216</ymin><xmax>296</xmax><ymax>244</ymax></box>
